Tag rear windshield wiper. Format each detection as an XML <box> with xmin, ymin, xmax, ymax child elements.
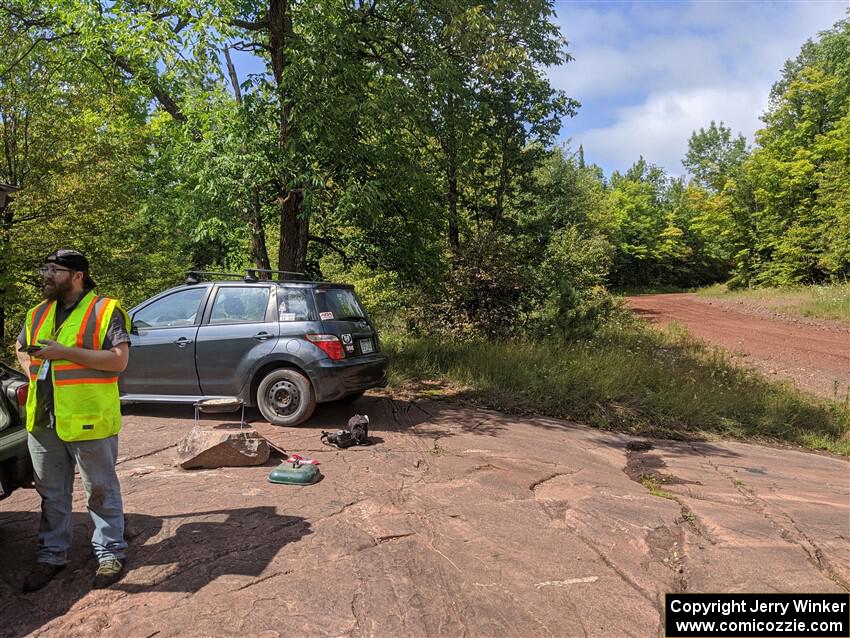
<box><xmin>337</xmin><ymin>315</ymin><xmax>368</xmax><ymax>322</ymax></box>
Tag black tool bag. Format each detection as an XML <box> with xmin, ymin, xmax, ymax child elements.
<box><xmin>321</xmin><ymin>414</ymin><xmax>371</xmax><ymax>449</ymax></box>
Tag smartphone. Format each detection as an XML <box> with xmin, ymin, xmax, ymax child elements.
<box><xmin>21</xmin><ymin>344</ymin><xmax>45</xmax><ymax>354</ymax></box>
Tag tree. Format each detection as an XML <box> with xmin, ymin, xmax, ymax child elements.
<box><xmin>742</xmin><ymin>17</ymin><xmax>850</xmax><ymax>284</ymax></box>
<box><xmin>0</xmin><ymin>6</ymin><xmax>206</xmax><ymax>342</ymax></box>
<box><xmin>683</xmin><ymin>121</ymin><xmax>748</xmax><ymax>194</ymax></box>
<box><xmin>1</xmin><ymin>0</ymin><xmax>584</xmax><ymax>343</ymax></box>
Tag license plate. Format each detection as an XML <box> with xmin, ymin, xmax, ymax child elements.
<box><xmin>359</xmin><ymin>338</ymin><xmax>374</xmax><ymax>354</ymax></box>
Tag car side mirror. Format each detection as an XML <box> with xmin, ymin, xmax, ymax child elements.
<box><xmin>130</xmin><ymin>319</ymin><xmax>140</xmax><ymax>335</ymax></box>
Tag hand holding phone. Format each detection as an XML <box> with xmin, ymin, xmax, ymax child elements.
<box><xmin>22</xmin><ymin>343</ymin><xmax>45</xmax><ymax>354</ymax></box>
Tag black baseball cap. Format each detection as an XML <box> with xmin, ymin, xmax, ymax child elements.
<box><xmin>44</xmin><ymin>249</ymin><xmax>97</xmax><ymax>289</ymax></box>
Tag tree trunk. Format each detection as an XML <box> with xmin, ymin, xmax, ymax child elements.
<box><xmin>249</xmin><ymin>191</ymin><xmax>271</xmax><ymax>272</ymax></box>
<box><xmin>494</xmin><ymin>128</ymin><xmax>510</xmax><ymax>224</ymax></box>
<box><xmin>269</xmin><ymin>0</ymin><xmax>308</xmax><ymax>274</ymax></box>
<box><xmin>447</xmin><ymin>160</ymin><xmax>460</xmax><ymax>253</ymax></box>
<box><xmin>0</xmin><ymin>203</ymin><xmax>12</xmax><ymax>343</ymax></box>
<box><xmin>278</xmin><ymin>189</ymin><xmax>308</xmax><ymax>273</ymax></box>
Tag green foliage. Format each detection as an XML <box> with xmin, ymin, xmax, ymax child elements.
<box><xmin>415</xmin><ymin>232</ymin><xmax>528</xmax><ymax>340</ymax></box>
<box><xmin>515</xmin><ymin>145</ymin><xmax>614</xmax><ymax>238</ymax></box>
<box><xmin>608</xmin><ymin>17</ymin><xmax>850</xmax><ymax>291</ymax></box>
<box><xmin>532</xmin><ymin>227</ymin><xmax>615</xmax><ymax>337</ymax></box>
<box><xmin>318</xmin><ymin>256</ymin><xmax>415</xmax><ymax>332</ymax></box>
<box><xmin>2</xmin><ymin>1</ymin><xmax>847</xmax><ymax>376</ymax></box>
<box><xmin>697</xmin><ymin>282</ymin><xmax>850</xmax><ymax>324</ymax></box>
<box><xmin>385</xmin><ymin>320</ymin><xmax>850</xmax><ymax>455</ymax></box>
<box><xmin>3</xmin><ymin>0</ymin><xmax>576</xmax><ymax>345</ymax></box>
<box><xmin>725</xmin><ymin>17</ymin><xmax>850</xmax><ymax>286</ymax></box>
<box><xmin>640</xmin><ymin>474</ymin><xmax>674</xmax><ymax>500</ymax></box>
<box><xmin>0</xmin><ymin>14</ymin><xmax>192</xmax><ymax>341</ymax></box>
<box><xmin>684</xmin><ymin>121</ymin><xmax>749</xmax><ymax>194</ymax></box>
<box><xmin>607</xmin><ymin>158</ymin><xmax>728</xmax><ymax>288</ymax></box>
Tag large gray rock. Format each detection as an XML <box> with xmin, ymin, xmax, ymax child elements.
<box><xmin>176</xmin><ymin>426</ymin><xmax>270</xmax><ymax>469</ymax></box>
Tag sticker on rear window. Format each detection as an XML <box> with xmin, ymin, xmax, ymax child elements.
<box><xmin>280</xmin><ymin>312</ymin><xmax>296</xmax><ymax>321</ymax></box>
<box><xmin>320</xmin><ymin>311</ymin><xmax>334</xmax><ymax>320</ymax></box>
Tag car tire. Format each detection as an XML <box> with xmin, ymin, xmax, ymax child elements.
<box><xmin>256</xmin><ymin>368</ymin><xmax>316</xmax><ymax>426</ymax></box>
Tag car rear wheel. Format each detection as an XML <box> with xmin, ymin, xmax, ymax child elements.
<box><xmin>256</xmin><ymin>369</ymin><xmax>316</xmax><ymax>426</ymax></box>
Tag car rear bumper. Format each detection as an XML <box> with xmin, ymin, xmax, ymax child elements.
<box><xmin>307</xmin><ymin>352</ymin><xmax>390</xmax><ymax>402</ymax></box>
<box><xmin>0</xmin><ymin>427</ymin><xmax>33</xmax><ymax>500</ymax></box>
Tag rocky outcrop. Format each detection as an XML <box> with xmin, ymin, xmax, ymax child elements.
<box><xmin>176</xmin><ymin>426</ymin><xmax>270</xmax><ymax>469</ymax></box>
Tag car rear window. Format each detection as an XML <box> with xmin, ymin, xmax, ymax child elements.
<box><xmin>314</xmin><ymin>288</ymin><xmax>367</xmax><ymax>321</ymax></box>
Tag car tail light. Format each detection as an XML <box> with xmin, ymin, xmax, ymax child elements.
<box><xmin>305</xmin><ymin>333</ymin><xmax>345</xmax><ymax>360</ymax></box>
<box><xmin>16</xmin><ymin>385</ymin><xmax>28</xmax><ymax>407</ymax></box>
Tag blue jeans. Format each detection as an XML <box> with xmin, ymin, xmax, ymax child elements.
<box><xmin>27</xmin><ymin>428</ymin><xmax>126</xmax><ymax>565</ymax></box>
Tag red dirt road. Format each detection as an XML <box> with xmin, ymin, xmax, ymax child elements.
<box><xmin>625</xmin><ymin>293</ymin><xmax>850</xmax><ymax>400</ymax></box>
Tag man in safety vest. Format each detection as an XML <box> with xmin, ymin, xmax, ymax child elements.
<box><xmin>15</xmin><ymin>249</ymin><xmax>131</xmax><ymax>592</ymax></box>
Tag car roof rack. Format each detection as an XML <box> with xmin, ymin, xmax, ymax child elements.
<box><xmin>185</xmin><ymin>271</ymin><xmax>243</xmax><ymax>285</ymax></box>
<box><xmin>245</xmin><ymin>269</ymin><xmax>308</xmax><ymax>282</ymax></box>
<box><xmin>185</xmin><ymin>269</ymin><xmax>309</xmax><ymax>285</ymax></box>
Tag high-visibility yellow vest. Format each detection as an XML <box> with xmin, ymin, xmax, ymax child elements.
<box><xmin>24</xmin><ymin>290</ymin><xmax>130</xmax><ymax>442</ymax></box>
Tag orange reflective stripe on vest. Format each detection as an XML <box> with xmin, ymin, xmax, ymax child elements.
<box><xmin>27</xmin><ymin>302</ymin><xmax>53</xmax><ymax>381</ymax></box>
<box><xmin>53</xmin><ymin>362</ymin><xmax>117</xmax><ymax>385</ymax></box>
<box><xmin>29</xmin><ymin>301</ymin><xmax>54</xmax><ymax>346</ymax></box>
<box><xmin>76</xmin><ymin>295</ymin><xmax>99</xmax><ymax>349</ymax></box>
<box><xmin>75</xmin><ymin>296</ymin><xmax>112</xmax><ymax>350</ymax></box>
<box><xmin>92</xmin><ymin>297</ymin><xmax>113</xmax><ymax>349</ymax></box>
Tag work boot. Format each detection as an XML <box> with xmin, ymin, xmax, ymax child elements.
<box><xmin>92</xmin><ymin>558</ymin><xmax>125</xmax><ymax>589</ymax></box>
<box><xmin>22</xmin><ymin>563</ymin><xmax>65</xmax><ymax>593</ymax></box>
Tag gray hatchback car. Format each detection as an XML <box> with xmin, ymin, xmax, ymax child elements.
<box><xmin>119</xmin><ymin>271</ymin><xmax>389</xmax><ymax>425</ymax></box>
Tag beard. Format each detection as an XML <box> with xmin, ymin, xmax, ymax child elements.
<box><xmin>43</xmin><ymin>276</ymin><xmax>74</xmax><ymax>301</ymax></box>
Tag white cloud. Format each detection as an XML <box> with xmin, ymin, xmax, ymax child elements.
<box><xmin>576</xmin><ymin>87</ymin><xmax>767</xmax><ymax>176</ymax></box>
<box><xmin>548</xmin><ymin>0</ymin><xmax>850</xmax><ymax>175</ymax></box>
<box><xmin>552</xmin><ymin>1</ymin><xmax>849</xmax><ymax>101</ymax></box>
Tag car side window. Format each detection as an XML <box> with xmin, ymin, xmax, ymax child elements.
<box><xmin>133</xmin><ymin>288</ymin><xmax>207</xmax><ymax>329</ymax></box>
<box><xmin>277</xmin><ymin>287</ymin><xmax>313</xmax><ymax>322</ymax></box>
<box><xmin>209</xmin><ymin>287</ymin><xmax>270</xmax><ymax>324</ymax></box>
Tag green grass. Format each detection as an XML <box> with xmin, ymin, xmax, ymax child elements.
<box><xmin>384</xmin><ymin>317</ymin><xmax>850</xmax><ymax>456</ymax></box>
<box><xmin>640</xmin><ymin>474</ymin><xmax>674</xmax><ymax>499</ymax></box>
<box><xmin>697</xmin><ymin>282</ymin><xmax>850</xmax><ymax>323</ymax></box>
<box><xmin>680</xmin><ymin>508</ymin><xmax>697</xmax><ymax>523</ymax></box>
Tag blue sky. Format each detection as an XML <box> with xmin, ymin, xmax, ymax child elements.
<box><xmin>548</xmin><ymin>0</ymin><xmax>850</xmax><ymax>177</ymax></box>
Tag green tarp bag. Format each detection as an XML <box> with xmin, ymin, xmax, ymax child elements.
<box><xmin>268</xmin><ymin>457</ymin><xmax>321</xmax><ymax>485</ymax></box>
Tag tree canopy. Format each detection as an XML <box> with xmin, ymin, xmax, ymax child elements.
<box><xmin>1</xmin><ymin>5</ymin><xmax>848</xmax><ymax>345</ymax></box>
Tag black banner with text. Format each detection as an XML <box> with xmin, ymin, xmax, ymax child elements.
<box><xmin>665</xmin><ymin>594</ymin><xmax>849</xmax><ymax>637</ymax></box>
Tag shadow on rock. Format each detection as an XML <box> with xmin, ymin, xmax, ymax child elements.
<box><xmin>0</xmin><ymin>506</ymin><xmax>310</xmax><ymax>638</ymax></box>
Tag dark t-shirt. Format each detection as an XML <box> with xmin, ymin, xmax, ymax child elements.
<box><xmin>18</xmin><ymin>293</ymin><xmax>130</xmax><ymax>430</ymax></box>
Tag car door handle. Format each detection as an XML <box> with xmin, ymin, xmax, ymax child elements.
<box><xmin>173</xmin><ymin>337</ymin><xmax>193</xmax><ymax>348</ymax></box>
<box><xmin>253</xmin><ymin>331</ymin><xmax>273</xmax><ymax>340</ymax></box>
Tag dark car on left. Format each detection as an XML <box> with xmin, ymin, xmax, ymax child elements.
<box><xmin>0</xmin><ymin>362</ymin><xmax>32</xmax><ymax>500</ymax></box>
